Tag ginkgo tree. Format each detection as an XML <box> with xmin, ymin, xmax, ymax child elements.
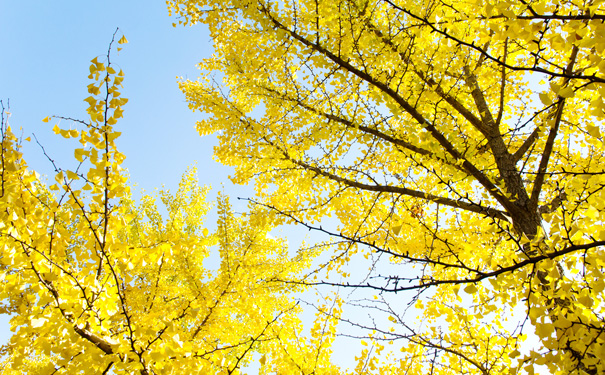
<box><xmin>0</xmin><ymin>33</ymin><xmax>342</xmax><ymax>374</ymax></box>
<box><xmin>170</xmin><ymin>0</ymin><xmax>605</xmax><ymax>373</ymax></box>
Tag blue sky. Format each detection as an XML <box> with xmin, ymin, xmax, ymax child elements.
<box><xmin>1</xmin><ymin>1</ymin><xmax>247</xmax><ymax>196</ymax></box>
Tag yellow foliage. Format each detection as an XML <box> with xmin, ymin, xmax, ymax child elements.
<box><xmin>0</xmin><ymin>36</ymin><xmax>322</xmax><ymax>374</ymax></box>
<box><xmin>170</xmin><ymin>0</ymin><xmax>605</xmax><ymax>373</ymax></box>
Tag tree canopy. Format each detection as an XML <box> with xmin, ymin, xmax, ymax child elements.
<box><xmin>0</xmin><ymin>36</ymin><xmax>344</xmax><ymax>374</ymax></box>
<box><xmin>2</xmin><ymin>0</ymin><xmax>605</xmax><ymax>373</ymax></box>
<box><xmin>169</xmin><ymin>0</ymin><xmax>605</xmax><ymax>373</ymax></box>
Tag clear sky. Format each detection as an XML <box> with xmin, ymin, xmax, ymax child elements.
<box><xmin>1</xmin><ymin>1</ymin><xmax>249</xmax><ymax>196</ymax></box>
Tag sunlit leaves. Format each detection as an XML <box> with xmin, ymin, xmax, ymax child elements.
<box><xmin>0</xmin><ymin>37</ymin><xmax>315</xmax><ymax>374</ymax></box>
<box><xmin>171</xmin><ymin>0</ymin><xmax>605</xmax><ymax>373</ymax></box>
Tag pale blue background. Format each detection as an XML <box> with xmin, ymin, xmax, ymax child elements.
<box><xmin>1</xmin><ymin>1</ymin><xmax>230</xmax><ymax>190</ymax></box>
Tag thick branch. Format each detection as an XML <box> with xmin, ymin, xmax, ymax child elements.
<box><xmin>530</xmin><ymin>45</ymin><xmax>579</xmax><ymax>209</ymax></box>
<box><xmin>463</xmin><ymin>67</ymin><xmax>532</xmax><ymax>215</ymax></box>
<box><xmin>258</xmin><ymin>5</ymin><xmax>512</xmax><ymax>212</ymax></box>
<box><xmin>72</xmin><ymin>325</ymin><xmax>115</xmax><ymax>355</ymax></box>
<box><xmin>281</xmin><ymin>152</ymin><xmax>508</xmax><ymax>220</ymax></box>
<box><xmin>512</xmin><ymin>126</ymin><xmax>539</xmax><ymax>163</ymax></box>
<box><xmin>495</xmin><ymin>38</ymin><xmax>508</xmax><ymax>127</ymax></box>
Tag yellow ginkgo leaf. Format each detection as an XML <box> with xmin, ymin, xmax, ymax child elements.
<box><xmin>558</xmin><ymin>86</ymin><xmax>575</xmax><ymax>98</ymax></box>
<box><xmin>539</xmin><ymin>92</ymin><xmax>552</xmax><ymax>106</ymax></box>
<box><xmin>464</xmin><ymin>284</ymin><xmax>478</xmax><ymax>294</ymax></box>
<box><xmin>66</xmin><ymin>170</ymin><xmax>79</xmax><ymax>180</ymax></box>
<box><xmin>586</xmin><ymin>124</ymin><xmax>602</xmax><ymax>138</ymax></box>
<box><xmin>74</xmin><ymin>148</ymin><xmax>87</xmax><ymax>162</ymax></box>
<box><xmin>118</xmin><ymin>35</ymin><xmax>128</xmax><ymax>44</ymax></box>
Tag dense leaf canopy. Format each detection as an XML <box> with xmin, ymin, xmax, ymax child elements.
<box><xmin>0</xmin><ymin>36</ymin><xmax>339</xmax><ymax>374</ymax></box>
<box><xmin>169</xmin><ymin>0</ymin><xmax>605</xmax><ymax>373</ymax></box>
<box><xmin>2</xmin><ymin>0</ymin><xmax>605</xmax><ymax>373</ymax></box>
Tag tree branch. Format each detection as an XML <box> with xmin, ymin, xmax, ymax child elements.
<box><xmin>380</xmin><ymin>0</ymin><xmax>605</xmax><ymax>84</ymax></box>
<box><xmin>257</xmin><ymin>4</ymin><xmax>512</xmax><ymax>212</ymax></box>
<box><xmin>276</xmin><ymin>147</ymin><xmax>509</xmax><ymax>220</ymax></box>
<box><xmin>530</xmin><ymin>45</ymin><xmax>579</xmax><ymax>209</ymax></box>
<box><xmin>289</xmin><ymin>240</ymin><xmax>605</xmax><ymax>292</ymax></box>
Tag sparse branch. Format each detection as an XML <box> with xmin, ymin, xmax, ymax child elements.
<box><xmin>493</xmin><ymin>13</ymin><xmax>605</xmax><ymax>21</ymax></box>
<box><xmin>226</xmin><ymin>310</ymin><xmax>287</xmax><ymax>374</ymax></box>
<box><xmin>290</xmin><ymin>240</ymin><xmax>605</xmax><ymax>292</ymax></box>
<box><xmin>244</xmin><ymin>196</ymin><xmax>499</xmax><ymax>276</ymax></box>
<box><xmin>380</xmin><ymin>0</ymin><xmax>605</xmax><ymax>83</ymax></box>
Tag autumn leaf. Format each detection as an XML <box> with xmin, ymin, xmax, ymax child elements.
<box><xmin>172</xmin><ymin>0</ymin><xmax>605</xmax><ymax>373</ymax></box>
